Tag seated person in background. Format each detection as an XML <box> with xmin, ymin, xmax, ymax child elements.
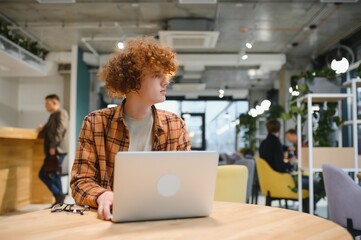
<box><xmin>70</xmin><ymin>36</ymin><xmax>191</xmax><ymax>221</ymax></box>
<box><xmin>285</xmin><ymin>128</ymin><xmax>299</xmax><ymax>158</ymax></box>
<box><xmin>260</xmin><ymin>120</ymin><xmax>323</xmax><ymax>213</ymax></box>
<box><xmin>259</xmin><ymin>119</ymin><xmax>293</xmax><ymax>173</ymax></box>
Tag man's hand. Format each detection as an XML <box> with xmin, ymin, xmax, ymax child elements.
<box><xmin>97</xmin><ymin>191</ymin><xmax>113</xmax><ymax>221</ymax></box>
<box><xmin>37</xmin><ymin>124</ymin><xmax>44</xmax><ymax>132</ymax></box>
<box><xmin>49</xmin><ymin>148</ymin><xmax>56</xmax><ymax>156</ymax></box>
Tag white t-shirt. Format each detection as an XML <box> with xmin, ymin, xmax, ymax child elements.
<box><xmin>123</xmin><ymin>111</ymin><xmax>154</xmax><ymax>151</ymax></box>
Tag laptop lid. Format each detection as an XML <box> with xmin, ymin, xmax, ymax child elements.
<box><xmin>112</xmin><ymin>151</ymin><xmax>219</xmax><ymax>223</ymax></box>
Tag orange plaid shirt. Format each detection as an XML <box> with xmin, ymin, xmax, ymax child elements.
<box><xmin>70</xmin><ymin>102</ymin><xmax>191</xmax><ymax>207</ymax></box>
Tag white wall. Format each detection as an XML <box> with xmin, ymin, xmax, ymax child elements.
<box><xmin>0</xmin><ymin>75</ymin><xmax>65</xmax><ymax>129</ymax></box>
<box><xmin>18</xmin><ymin>76</ymin><xmax>64</xmax><ymax>129</ymax></box>
<box><xmin>0</xmin><ymin>78</ymin><xmax>19</xmax><ymax>127</ymax></box>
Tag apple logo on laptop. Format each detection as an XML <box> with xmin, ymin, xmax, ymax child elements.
<box><xmin>157</xmin><ymin>174</ymin><xmax>180</xmax><ymax>197</ymax></box>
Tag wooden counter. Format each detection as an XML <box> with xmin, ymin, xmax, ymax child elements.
<box><xmin>0</xmin><ymin>127</ymin><xmax>53</xmax><ymax>214</ymax></box>
<box><xmin>0</xmin><ymin>202</ymin><xmax>352</xmax><ymax>239</ymax></box>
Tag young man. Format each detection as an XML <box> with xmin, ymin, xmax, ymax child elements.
<box><xmin>259</xmin><ymin>119</ymin><xmax>293</xmax><ymax>173</ymax></box>
<box><xmin>285</xmin><ymin>128</ymin><xmax>305</xmax><ymax>159</ymax></box>
<box><xmin>38</xmin><ymin>94</ymin><xmax>69</xmax><ymax>206</ymax></box>
<box><xmin>70</xmin><ymin>37</ymin><xmax>191</xmax><ymax>221</ymax></box>
<box><xmin>285</xmin><ymin>129</ymin><xmax>297</xmax><ymax>146</ymax></box>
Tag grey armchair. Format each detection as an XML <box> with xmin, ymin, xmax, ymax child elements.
<box><xmin>221</xmin><ymin>153</ymin><xmax>255</xmax><ymax>203</ymax></box>
<box><xmin>322</xmin><ymin>163</ymin><xmax>361</xmax><ymax>238</ymax></box>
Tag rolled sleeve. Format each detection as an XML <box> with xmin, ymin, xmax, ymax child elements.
<box><xmin>70</xmin><ymin>116</ymin><xmax>109</xmax><ymax>207</ymax></box>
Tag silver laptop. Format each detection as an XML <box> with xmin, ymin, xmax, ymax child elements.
<box><xmin>112</xmin><ymin>151</ymin><xmax>219</xmax><ymax>223</ymax></box>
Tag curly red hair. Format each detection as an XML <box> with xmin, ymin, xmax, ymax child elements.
<box><xmin>97</xmin><ymin>36</ymin><xmax>178</xmax><ymax>98</ymax></box>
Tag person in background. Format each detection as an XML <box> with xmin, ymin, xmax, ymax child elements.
<box><xmin>285</xmin><ymin>128</ymin><xmax>299</xmax><ymax>158</ymax></box>
<box><xmin>259</xmin><ymin>119</ymin><xmax>293</xmax><ymax>173</ymax></box>
<box><xmin>285</xmin><ymin>129</ymin><xmax>297</xmax><ymax>145</ymax></box>
<box><xmin>260</xmin><ymin>120</ymin><xmax>323</xmax><ymax>213</ymax></box>
<box><xmin>70</xmin><ymin>36</ymin><xmax>191</xmax><ymax>221</ymax></box>
<box><xmin>38</xmin><ymin>94</ymin><xmax>68</xmax><ymax>207</ymax></box>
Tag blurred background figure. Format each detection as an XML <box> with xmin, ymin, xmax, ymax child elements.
<box><xmin>259</xmin><ymin>119</ymin><xmax>293</xmax><ymax>173</ymax></box>
<box><xmin>285</xmin><ymin>128</ymin><xmax>304</xmax><ymax>160</ymax></box>
<box><xmin>37</xmin><ymin>94</ymin><xmax>69</xmax><ymax>207</ymax></box>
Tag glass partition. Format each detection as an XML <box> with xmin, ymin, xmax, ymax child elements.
<box><xmin>156</xmin><ymin>100</ymin><xmax>248</xmax><ymax>153</ymax></box>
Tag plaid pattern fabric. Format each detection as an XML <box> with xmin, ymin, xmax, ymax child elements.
<box><xmin>70</xmin><ymin>101</ymin><xmax>191</xmax><ymax>207</ymax></box>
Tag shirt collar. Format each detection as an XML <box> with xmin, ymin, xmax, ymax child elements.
<box><xmin>116</xmin><ymin>99</ymin><xmax>165</xmax><ymax>134</ymax></box>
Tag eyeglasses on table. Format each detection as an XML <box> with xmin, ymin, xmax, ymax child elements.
<box><xmin>50</xmin><ymin>203</ymin><xmax>90</xmax><ymax>215</ymax></box>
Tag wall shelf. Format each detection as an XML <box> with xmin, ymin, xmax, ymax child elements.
<box><xmin>0</xmin><ymin>35</ymin><xmax>47</xmax><ymax>77</ymax></box>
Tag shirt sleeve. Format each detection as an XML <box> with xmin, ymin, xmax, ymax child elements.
<box><xmin>70</xmin><ymin>115</ymin><xmax>109</xmax><ymax>207</ymax></box>
<box><xmin>177</xmin><ymin>118</ymin><xmax>191</xmax><ymax>151</ymax></box>
<box><xmin>48</xmin><ymin>110</ymin><xmax>68</xmax><ymax>149</ymax></box>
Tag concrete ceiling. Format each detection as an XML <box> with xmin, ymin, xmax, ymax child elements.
<box><xmin>0</xmin><ymin>0</ymin><xmax>361</xmax><ymax>96</ymax></box>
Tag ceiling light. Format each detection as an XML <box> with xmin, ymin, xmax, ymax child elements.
<box><xmin>248</xmin><ymin>108</ymin><xmax>257</xmax><ymax>117</ymax></box>
<box><xmin>248</xmin><ymin>69</ymin><xmax>256</xmax><ymax>77</ymax></box>
<box><xmin>331</xmin><ymin>57</ymin><xmax>349</xmax><ymax>74</ymax></box>
<box><xmin>255</xmin><ymin>105</ymin><xmax>264</xmax><ymax>115</ymax></box>
<box><xmin>245</xmin><ymin>42</ymin><xmax>253</xmax><ymax>49</ymax></box>
<box><xmin>241</xmin><ymin>54</ymin><xmax>248</xmax><ymax>60</ymax></box>
<box><xmin>261</xmin><ymin>100</ymin><xmax>271</xmax><ymax>111</ymax></box>
<box><xmin>117</xmin><ymin>42</ymin><xmax>124</xmax><ymax>49</ymax></box>
<box><xmin>327</xmin><ymin>44</ymin><xmax>354</xmax><ymax>74</ymax></box>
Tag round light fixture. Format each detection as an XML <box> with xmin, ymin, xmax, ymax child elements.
<box><xmin>245</xmin><ymin>42</ymin><xmax>253</xmax><ymax>49</ymax></box>
<box><xmin>261</xmin><ymin>100</ymin><xmax>271</xmax><ymax>111</ymax></box>
<box><xmin>117</xmin><ymin>42</ymin><xmax>124</xmax><ymax>49</ymax></box>
<box><xmin>327</xmin><ymin>44</ymin><xmax>354</xmax><ymax>74</ymax></box>
<box><xmin>331</xmin><ymin>57</ymin><xmax>349</xmax><ymax>74</ymax></box>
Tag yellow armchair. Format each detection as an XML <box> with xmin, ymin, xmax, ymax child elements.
<box><xmin>214</xmin><ymin>165</ymin><xmax>248</xmax><ymax>203</ymax></box>
<box><xmin>255</xmin><ymin>157</ymin><xmax>308</xmax><ymax>206</ymax></box>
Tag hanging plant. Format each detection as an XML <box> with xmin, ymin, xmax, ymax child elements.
<box><xmin>0</xmin><ymin>20</ymin><xmax>48</xmax><ymax>60</ymax></box>
<box><xmin>292</xmin><ymin>69</ymin><xmax>337</xmax><ymax>84</ymax></box>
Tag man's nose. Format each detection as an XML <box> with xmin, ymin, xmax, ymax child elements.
<box><xmin>162</xmin><ymin>79</ymin><xmax>169</xmax><ymax>87</ymax></box>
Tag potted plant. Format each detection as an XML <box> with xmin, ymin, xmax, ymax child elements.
<box><xmin>236</xmin><ymin>113</ymin><xmax>258</xmax><ymax>156</ymax></box>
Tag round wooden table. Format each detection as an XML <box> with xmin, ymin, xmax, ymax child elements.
<box><xmin>0</xmin><ymin>201</ymin><xmax>351</xmax><ymax>239</ymax></box>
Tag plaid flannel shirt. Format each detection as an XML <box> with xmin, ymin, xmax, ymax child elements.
<box><xmin>70</xmin><ymin>101</ymin><xmax>191</xmax><ymax>207</ymax></box>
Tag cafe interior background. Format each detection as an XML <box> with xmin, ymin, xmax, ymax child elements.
<box><xmin>0</xmin><ymin>0</ymin><xmax>361</xmax><ymax>223</ymax></box>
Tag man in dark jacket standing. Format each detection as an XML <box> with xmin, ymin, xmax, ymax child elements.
<box><xmin>38</xmin><ymin>94</ymin><xmax>69</xmax><ymax>206</ymax></box>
